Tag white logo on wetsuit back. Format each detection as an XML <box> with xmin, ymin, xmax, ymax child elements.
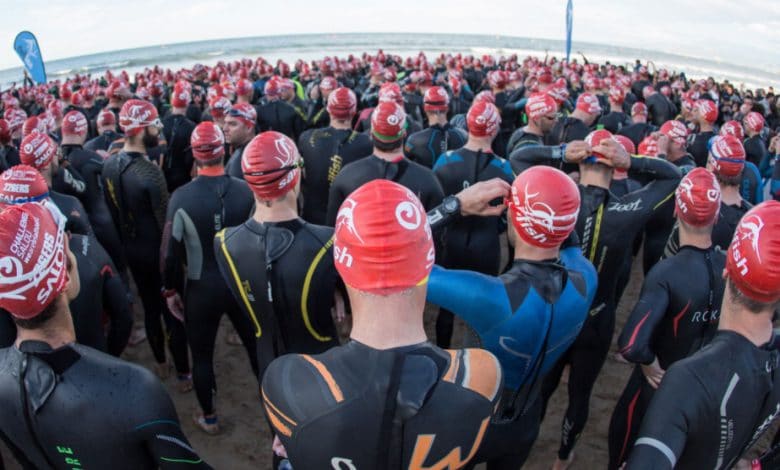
<box><xmin>331</xmin><ymin>457</ymin><xmax>357</xmax><ymax>469</ymax></box>
<box><xmin>607</xmin><ymin>199</ymin><xmax>643</xmax><ymax>212</ymax></box>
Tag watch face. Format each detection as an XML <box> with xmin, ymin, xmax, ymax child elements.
<box><xmin>444</xmin><ymin>197</ymin><xmax>459</xmax><ymax>212</ymax></box>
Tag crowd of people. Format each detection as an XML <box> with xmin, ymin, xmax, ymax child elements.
<box><xmin>0</xmin><ymin>49</ymin><xmax>779</xmax><ymax>469</ymax></box>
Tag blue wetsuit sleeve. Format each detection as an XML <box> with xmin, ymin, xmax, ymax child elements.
<box><xmin>426</xmin><ymin>265</ymin><xmax>507</xmax><ymax>333</ymax></box>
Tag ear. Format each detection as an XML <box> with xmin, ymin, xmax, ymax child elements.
<box><xmin>722</xmin><ymin>267</ymin><xmax>728</xmax><ymax>280</ymax></box>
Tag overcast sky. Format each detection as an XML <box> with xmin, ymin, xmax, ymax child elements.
<box><xmin>1</xmin><ymin>0</ymin><xmax>779</xmax><ymax>73</ymax></box>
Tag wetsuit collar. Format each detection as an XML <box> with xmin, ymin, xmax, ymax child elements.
<box><xmin>349</xmin><ymin>338</ymin><xmax>433</xmax><ymax>353</ymax></box>
<box><xmin>18</xmin><ymin>340</ymin><xmax>81</xmax><ymax>374</ymax></box>
<box><xmin>197</xmin><ymin>165</ymin><xmax>224</xmax><ymax>177</ymax></box>
<box><xmin>717</xmin><ymin>329</ymin><xmax>777</xmax><ymax>351</ymax></box>
<box><xmin>372</xmin><ymin>153</ymin><xmax>405</xmax><ymax>163</ymax></box>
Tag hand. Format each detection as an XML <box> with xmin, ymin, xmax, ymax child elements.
<box><xmin>769</xmin><ymin>135</ymin><xmax>780</xmax><ymax>154</ymax></box>
<box><xmin>653</xmin><ymin>133</ymin><xmax>671</xmax><ymax>156</ymax></box>
<box><xmin>272</xmin><ymin>435</ymin><xmax>288</xmax><ymax>458</ymax></box>
<box><xmin>456</xmin><ymin>178</ymin><xmax>511</xmax><ymax>217</ymax></box>
<box><xmin>593</xmin><ymin>139</ymin><xmax>631</xmax><ymax>169</ymax></box>
<box><xmin>734</xmin><ymin>459</ymin><xmax>752</xmax><ymax>470</ymax></box>
<box><xmin>310</xmin><ymin>86</ymin><xmax>320</xmax><ymax>101</ymax></box>
<box><xmin>564</xmin><ymin>140</ymin><xmax>592</xmax><ymax>164</ymax></box>
<box><xmin>331</xmin><ymin>289</ymin><xmax>346</xmax><ymax>323</ymax></box>
<box><xmin>641</xmin><ymin>357</ymin><xmax>666</xmax><ymax>389</ymax></box>
<box><xmin>166</xmin><ymin>293</ymin><xmax>185</xmax><ymax>322</ymax></box>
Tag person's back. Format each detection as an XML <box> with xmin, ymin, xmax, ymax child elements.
<box><xmin>161</xmin><ymin>112</ymin><xmax>196</xmax><ymax>192</ymax></box>
<box><xmin>405</xmin><ymin>123</ymin><xmax>467</xmax><ymax>168</ymax></box>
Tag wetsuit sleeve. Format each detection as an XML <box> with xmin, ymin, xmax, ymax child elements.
<box><xmin>102</xmin><ymin>262</ymin><xmax>133</xmax><ymax>357</ymax></box>
<box><xmin>66</xmin><ymin>198</ymin><xmax>94</xmax><ymax>236</ymax></box>
<box><xmin>508</xmin><ymin>145</ymin><xmax>565</xmax><ymax>174</ymax></box>
<box><xmin>773</xmin><ymin>157</ymin><xmax>780</xmax><ymax>201</ymax></box>
<box><xmin>617</xmin><ymin>264</ymin><xmax>671</xmax><ymax>364</ymax></box>
<box><xmin>625</xmin><ymin>363</ymin><xmax>703</xmax><ymax>469</ymax></box>
<box><xmin>133</xmin><ymin>377</ymin><xmax>212</xmax><ymax>468</ymax></box>
<box><xmin>759</xmin><ymin>152</ymin><xmax>775</xmax><ymax>179</ymax></box>
<box><xmin>325</xmin><ymin>175</ymin><xmax>347</xmax><ymax>227</ymax></box>
<box><xmin>627</xmin><ymin>156</ymin><xmax>682</xmax><ymax>215</ymax></box>
<box><xmin>426</xmin><ymin>265</ymin><xmax>507</xmax><ymax>334</ymax></box>
<box><xmin>742</xmin><ymin>161</ymin><xmax>763</xmax><ymax>204</ymax></box>
<box><xmin>146</xmin><ymin>170</ymin><xmax>170</xmax><ymax>234</ymax></box>
<box><xmin>161</xmin><ymin>194</ymin><xmax>186</xmax><ymax>291</ymax></box>
<box><xmin>54</xmin><ymin>165</ymin><xmax>87</xmax><ymax>197</ymax></box>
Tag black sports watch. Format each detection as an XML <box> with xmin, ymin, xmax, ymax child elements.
<box><xmin>427</xmin><ymin>195</ymin><xmax>461</xmax><ymax>231</ymax></box>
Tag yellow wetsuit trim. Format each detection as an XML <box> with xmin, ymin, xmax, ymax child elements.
<box><xmin>215</xmin><ymin>230</ymin><xmax>262</xmax><ymax>337</ymax></box>
<box><xmin>300</xmin><ymin>238</ymin><xmax>334</xmax><ymax>342</ymax></box>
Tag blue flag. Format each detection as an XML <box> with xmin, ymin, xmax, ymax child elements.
<box><xmin>566</xmin><ymin>0</ymin><xmax>573</xmax><ymax>63</ymax></box>
<box><xmin>13</xmin><ymin>31</ymin><xmax>47</xmax><ymax>84</ymax></box>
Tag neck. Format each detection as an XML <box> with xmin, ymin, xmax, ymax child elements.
<box><xmin>463</xmin><ymin>136</ymin><xmax>494</xmax><ymax>152</ymax></box>
<box><xmin>331</xmin><ymin>119</ymin><xmax>352</xmax><ymax>130</ymax></box>
<box><xmin>60</xmin><ymin>138</ymin><xmax>82</xmax><ymax>146</ymax></box>
<box><xmin>513</xmin><ymin>240</ymin><xmax>561</xmax><ymax>261</ymax></box>
<box><xmin>426</xmin><ymin>113</ymin><xmax>448</xmax><ymax>127</ymax></box>
<box><xmin>571</xmin><ymin>110</ymin><xmax>589</xmax><ymax>123</ymax></box>
<box><xmin>348</xmin><ymin>287</ymin><xmax>428</xmax><ymax>349</ymax></box>
<box><xmin>666</xmin><ymin>149</ymin><xmax>685</xmax><ymax>162</ymax></box>
<box><xmin>610</xmin><ymin>104</ymin><xmax>623</xmax><ymax>113</ymax></box>
<box><xmin>721</xmin><ymin>185</ymin><xmax>743</xmax><ymax>205</ymax></box>
<box><xmin>15</xmin><ymin>304</ymin><xmax>76</xmax><ymax>350</ymax></box>
<box><xmin>197</xmin><ymin>165</ymin><xmax>224</xmax><ymax>177</ymax></box>
<box><xmin>234</xmin><ymin>134</ymin><xmax>254</xmax><ymax>149</ymax></box>
<box><xmin>123</xmin><ymin>136</ymin><xmax>146</xmax><ymax>154</ymax></box>
<box><xmin>374</xmin><ymin>146</ymin><xmax>405</xmax><ymax>162</ymax></box>
<box><xmin>700</xmin><ymin>122</ymin><xmax>714</xmax><ymax>132</ymax></box>
<box><xmin>633</xmin><ymin>117</ymin><xmax>647</xmax><ymax>124</ymax></box>
<box><xmin>678</xmin><ymin>225</ymin><xmax>713</xmax><ymax>249</ymax></box>
<box><xmin>172</xmin><ymin>107</ymin><xmax>186</xmax><ymax>115</ymax></box>
<box><xmin>719</xmin><ymin>295</ymin><xmax>774</xmax><ymax>347</ymax></box>
<box><xmin>252</xmin><ymin>195</ymin><xmax>298</xmax><ymax>223</ymax></box>
<box><xmin>525</xmin><ymin>122</ymin><xmax>543</xmax><ymax>136</ymax></box>
<box><xmin>579</xmin><ymin>166</ymin><xmax>612</xmax><ymax>189</ymax></box>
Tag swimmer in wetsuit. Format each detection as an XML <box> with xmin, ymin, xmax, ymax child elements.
<box><xmin>626</xmin><ymin>201</ymin><xmax>780</xmax><ymax>469</ymax></box>
<box><xmin>427</xmin><ymin>166</ymin><xmax>597</xmax><ymax>469</ymax></box>
<box><xmin>215</xmin><ymin>131</ymin><xmax>341</xmax><ymax>383</ymax></box>
<box><xmin>404</xmin><ymin>86</ymin><xmax>467</xmax><ymax>169</ymax></box>
<box><xmin>223</xmin><ymin>103</ymin><xmax>257</xmax><ymax>179</ymax></box>
<box><xmin>262</xmin><ymin>179</ymin><xmax>503</xmax><ymax>469</ymax></box>
<box><xmin>0</xmin><ymin>202</ymin><xmax>211</xmax><ymax>469</ymax></box>
<box><xmin>161</xmin><ymin>122</ymin><xmax>259</xmax><ymax>434</ymax></box>
<box><xmin>298</xmin><ymin>87</ymin><xmax>372</xmax><ymax>225</ymax></box>
<box><xmin>102</xmin><ymin>100</ymin><xmax>189</xmax><ymax>382</ymax></box>
<box><xmin>84</xmin><ymin>108</ymin><xmax>122</xmax><ymax>153</ymax></box>
<box><xmin>505</xmin><ymin>93</ymin><xmax>559</xmax><ymax>156</ymax></box>
<box><xmin>608</xmin><ymin>169</ymin><xmax>726</xmax><ymax>469</ymax></box>
<box><xmin>511</xmin><ymin>130</ymin><xmax>682</xmax><ymax>469</ymax></box>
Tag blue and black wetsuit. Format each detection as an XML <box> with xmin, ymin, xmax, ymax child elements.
<box><xmin>426</xmin><ymin>241</ymin><xmax>597</xmax><ymax>468</ymax></box>
<box><xmin>404</xmin><ymin>124</ymin><xmax>467</xmax><ymax>169</ymax></box>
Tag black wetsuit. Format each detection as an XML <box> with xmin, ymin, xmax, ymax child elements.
<box><xmin>262</xmin><ymin>340</ymin><xmax>502</xmax><ymax>469</ymax></box>
<box><xmin>511</xmin><ymin>148</ymin><xmax>682</xmax><ymax>460</ymax></box>
<box><xmin>306</xmin><ymin>98</ymin><xmax>329</xmax><ymax>129</ymax></box>
<box><xmin>745</xmin><ymin>135</ymin><xmax>768</xmax><ymax>168</ymax></box>
<box><xmin>51</xmin><ymin>164</ymin><xmax>88</xmax><ymax>203</ymax></box>
<box><xmin>610</xmin><ymin>176</ymin><xmax>643</xmax><ymax>303</ymax></box>
<box><xmin>687</xmin><ymin>130</ymin><xmax>716</xmax><ymax>168</ymax></box>
<box><xmin>298</xmin><ymin>127</ymin><xmax>373</xmax><ymax>225</ymax></box>
<box><xmin>404</xmin><ymin>123</ymin><xmax>467</xmax><ymax>169</ymax></box>
<box><xmin>102</xmin><ymin>151</ymin><xmax>188</xmax><ymax>373</ymax></box>
<box><xmin>664</xmin><ymin>199</ymin><xmax>753</xmax><ymax>258</ymax></box>
<box><xmin>619</xmin><ymin>122</ymin><xmax>657</xmax><ymax>149</ymax></box>
<box><xmin>641</xmin><ymin>154</ymin><xmax>696</xmax><ymax>274</ymax></box>
<box><xmin>161</xmin><ymin>114</ymin><xmax>196</xmax><ymax>192</ymax></box>
<box><xmin>506</xmin><ymin>129</ymin><xmax>544</xmax><ymax>156</ymax></box>
<box><xmin>546</xmin><ymin>116</ymin><xmax>592</xmax><ymax>146</ymax></box>
<box><xmin>69</xmin><ymin>233</ymin><xmax>132</xmax><ymax>356</ymax></box>
<box><xmin>224</xmin><ymin>142</ymin><xmax>249</xmax><ymax>180</ymax></box>
<box><xmin>626</xmin><ymin>331</ymin><xmax>780</xmax><ymax>469</ymax></box>
<box><xmin>257</xmin><ymin>100</ymin><xmax>306</xmax><ymax>142</ymax></box>
<box><xmin>61</xmin><ymin>144</ymin><xmax>126</xmax><ymax>277</ymax></box>
<box><xmin>49</xmin><ymin>191</ymin><xmax>93</xmax><ymax>236</ymax></box>
<box><xmin>0</xmin><ymin>341</ymin><xmax>210</xmax><ymax>469</ymax></box>
<box><xmin>326</xmin><ymin>155</ymin><xmax>445</xmax><ymax>226</ymax></box>
<box><xmin>608</xmin><ymin>246</ymin><xmax>725</xmax><ymax>469</ymax></box>
<box><xmin>84</xmin><ymin>130</ymin><xmax>122</xmax><ymax>153</ymax></box>
<box><xmin>432</xmin><ymin>148</ymin><xmax>514</xmax><ymax>349</ymax></box>
<box><xmin>598</xmin><ymin>111</ymin><xmax>632</xmax><ymax>134</ymax></box>
<box><xmin>161</xmin><ymin>171</ymin><xmax>259</xmax><ymax>415</ymax></box>
<box><xmin>1</xmin><ymin>145</ymin><xmax>21</xmax><ymax>168</ymax></box>
<box><xmin>646</xmin><ymin>94</ymin><xmax>676</xmax><ymax>126</ymax></box>
<box><xmin>215</xmin><ymin>218</ymin><xmax>340</xmax><ymax>381</ymax></box>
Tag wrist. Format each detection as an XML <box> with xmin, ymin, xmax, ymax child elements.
<box><xmin>752</xmin><ymin>458</ymin><xmax>761</xmax><ymax>470</ymax></box>
<box><xmin>555</xmin><ymin>144</ymin><xmax>568</xmax><ymax>161</ymax></box>
<box><xmin>161</xmin><ymin>288</ymin><xmax>177</xmax><ymax>299</ymax></box>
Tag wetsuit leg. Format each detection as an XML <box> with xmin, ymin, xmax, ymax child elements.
<box><xmin>472</xmin><ymin>396</ymin><xmax>544</xmax><ymax>470</ymax></box>
<box><xmin>185</xmin><ymin>283</ymin><xmax>223</xmax><ymax>415</ymax></box>
<box><xmin>552</xmin><ymin>306</ymin><xmax>615</xmax><ymax>460</ymax></box>
<box><xmin>224</xmin><ymin>296</ymin><xmax>260</xmax><ymax>380</ymax></box>
<box><xmin>608</xmin><ymin>367</ymin><xmax>655</xmax><ymax>470</ymax></box>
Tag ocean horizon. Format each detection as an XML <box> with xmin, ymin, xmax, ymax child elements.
<box><xmin>1</xmin><ymin>33</ymin><xmax>778</xmax><ymax>90</ymax></box>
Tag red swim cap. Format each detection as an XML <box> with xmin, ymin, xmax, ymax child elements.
<box><xmin>264</xmin><ymin>76</ymin><xmax>283</xmax><ymax>98</ymax></box>
<box><xmin>327</xmin><ymin>87</ymin><xmax>357</xmax><ymax>120</ymax></box>
<box><xmin>20</xmin><ymin>132</ymin><xmax>57</xmax><ymax>170</ymax></box>
<box><xmin>631</xmin><ymin>102</ymin><xmax>648</xmax><ymax>117</ymax></box>
<box><xmin>0</xmin><ymin>201</ymin><xmax>67</xmax><ymax>319</ymax></box>
<box><xmin>190</xmin><ymin>121</ymin><xmax>225</xmax><ymax>163</ymax></box>
<box><xmin>467</xmin><ymin>100</ymin><xmax>501</xmax><ymax>138</ymax></box>
<box><xmin>0</xmin><ymin>165</ymin><xmax>49</xmax><ymax>205</ymax></box>
<box><xmin>660</xmin><ymin>120</ymin><xmax>689</xmax><ymax>146</ymax></box>
<box><xmin>674</xmin><ymin>168</ymin><xmax>721</xmax><ymax>227</ymax></box>
<box><xmin>720</xmin><ymin>120</ymin><xmax>744</xmax><ymax>141</ymax></box>
<box><xmin>487</xmin><ymin>70</ymin><xmax>508</xmax><ymax>89</ymax></box>
<box><xmin>508</xmin><ymin>166</ymin><xmax>580</xmax><ymax>248</ymax></box>
<box><xmin>608</xmin><ymin>87</ymin><xmax>625</xmax><ymax>105</ymax></box>
<box><xmin>241</xmin><ymin>131</ymin><xmax>301</xmax><ymax>200</ymax></box>
<box><xmin>474</xmin><ymin>90</ymin><xmax>495</xmax><ymax>105</ymax></box>
<box><xmin>70</xmin><ymin>90</ymin><xmax>84</xmax><ymax>107</ymax></box>
<box><xmin>22</xmin><ymin>116</ymin><xmax>43</xmax><ymax>138</ymax></box>
<box><xmin>695</xmin><ymin>100</ymin><xmax>718</xmax><ymax>124</ymax></box>
<box><xmin>727</xmin><ymin>201</ymin><xmax>780</xmax><ymax>303</ymax></box>
<box><xmin>638</xmin><ymin>136</ymin><xmax>659</xmax><ymax>157</ymax></box>
<box><xmin>97</xmin><ymin>108</ymin><xmax>116</xmax><ymax>127</ymax></box>
<box><xmin>208</xmin><ymin>96</ymin><xmax>232</xmax><ymax>119</ymax></box>
<box><xmin>236</xmin><ymin>79</ymin><xmax>254</xmax><ymax>97</ymax></box>
<box><xmin>333</xmin><ymin>179</ymin><xmax>434</xmax><ymax>295</ymax></box>
<box><xmin>0</xmin><ymin>119</ymin><xmax>9</xmax><ymax>145</ymax></box>
<box><xmin>119</xmin><ymin>99</ymin><xmax>159</xmax><ymax>137</ymax></box>
<box><xmin>614</xmin><ymin>135</ymin><xmax>636</xmax><ymax>155</ymax></box>
<box><xmin>744</xmin><ymin>112</ymin><xmax>765</xmax><ymax>134</ymax></box>
<box><xmin>4</xmin><ymin>108</ymin><xmax>27</xmax><ymax>132</ymax></box>
<box><xmin>371</xmin><ymin>101</ymin><xmax>406</xmax><ymax>143</ymax></box>
<box><xmin>227</xmin><ymin>103</ymin><xmax>257</xmax><ymax>129</ymax></box>
<box><xmin>59</xmin><ymin>84</ymin><xmax>72</xmax><ymax>101</ymax></box>
<box><xmin>525</xmin><ymin>93</ymin><xmax>557</xmax><ymax>121</ymax></box>
<box><xmin>423</xmin><ymin>86</ymin><xmax>449</xmax><ymax>113</ymax></box>
<box><xmin>576</xmin><ymin>93</ymin><xmax>602</xmax><ymax>115</ymax></box>
<box><xmin>709</xmin><ymin>135</ymin><xmax>745</xmax><ymax>178</ymax></box>
<box><xmin>62</xmin><ymin>111</ymin><xmax>88</xmax><ymax>137</ymax></box>
<box><xmin>319</xmin><ymin>76</ymin><xmax>338</xmax><ymax>92</ymax></box>
<box><xmin>378</xmin><ymin>82</ymin><xmax>403</xmax><ymax>105</ymax></box>
<box><xmin>584</xmin><ymin>129</ymin><xmax>616</xmax><ymax>166</ymax></box>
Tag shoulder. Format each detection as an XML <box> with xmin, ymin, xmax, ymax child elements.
<box><xmin>441</xmin><ymin>348</ymin><xmax>502</xmax><ymax>403</ymax></box>
<box><xmin>300</xmin><ymin>221</ymin><xmax>335</xmax><ymax>243</ymax></box>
